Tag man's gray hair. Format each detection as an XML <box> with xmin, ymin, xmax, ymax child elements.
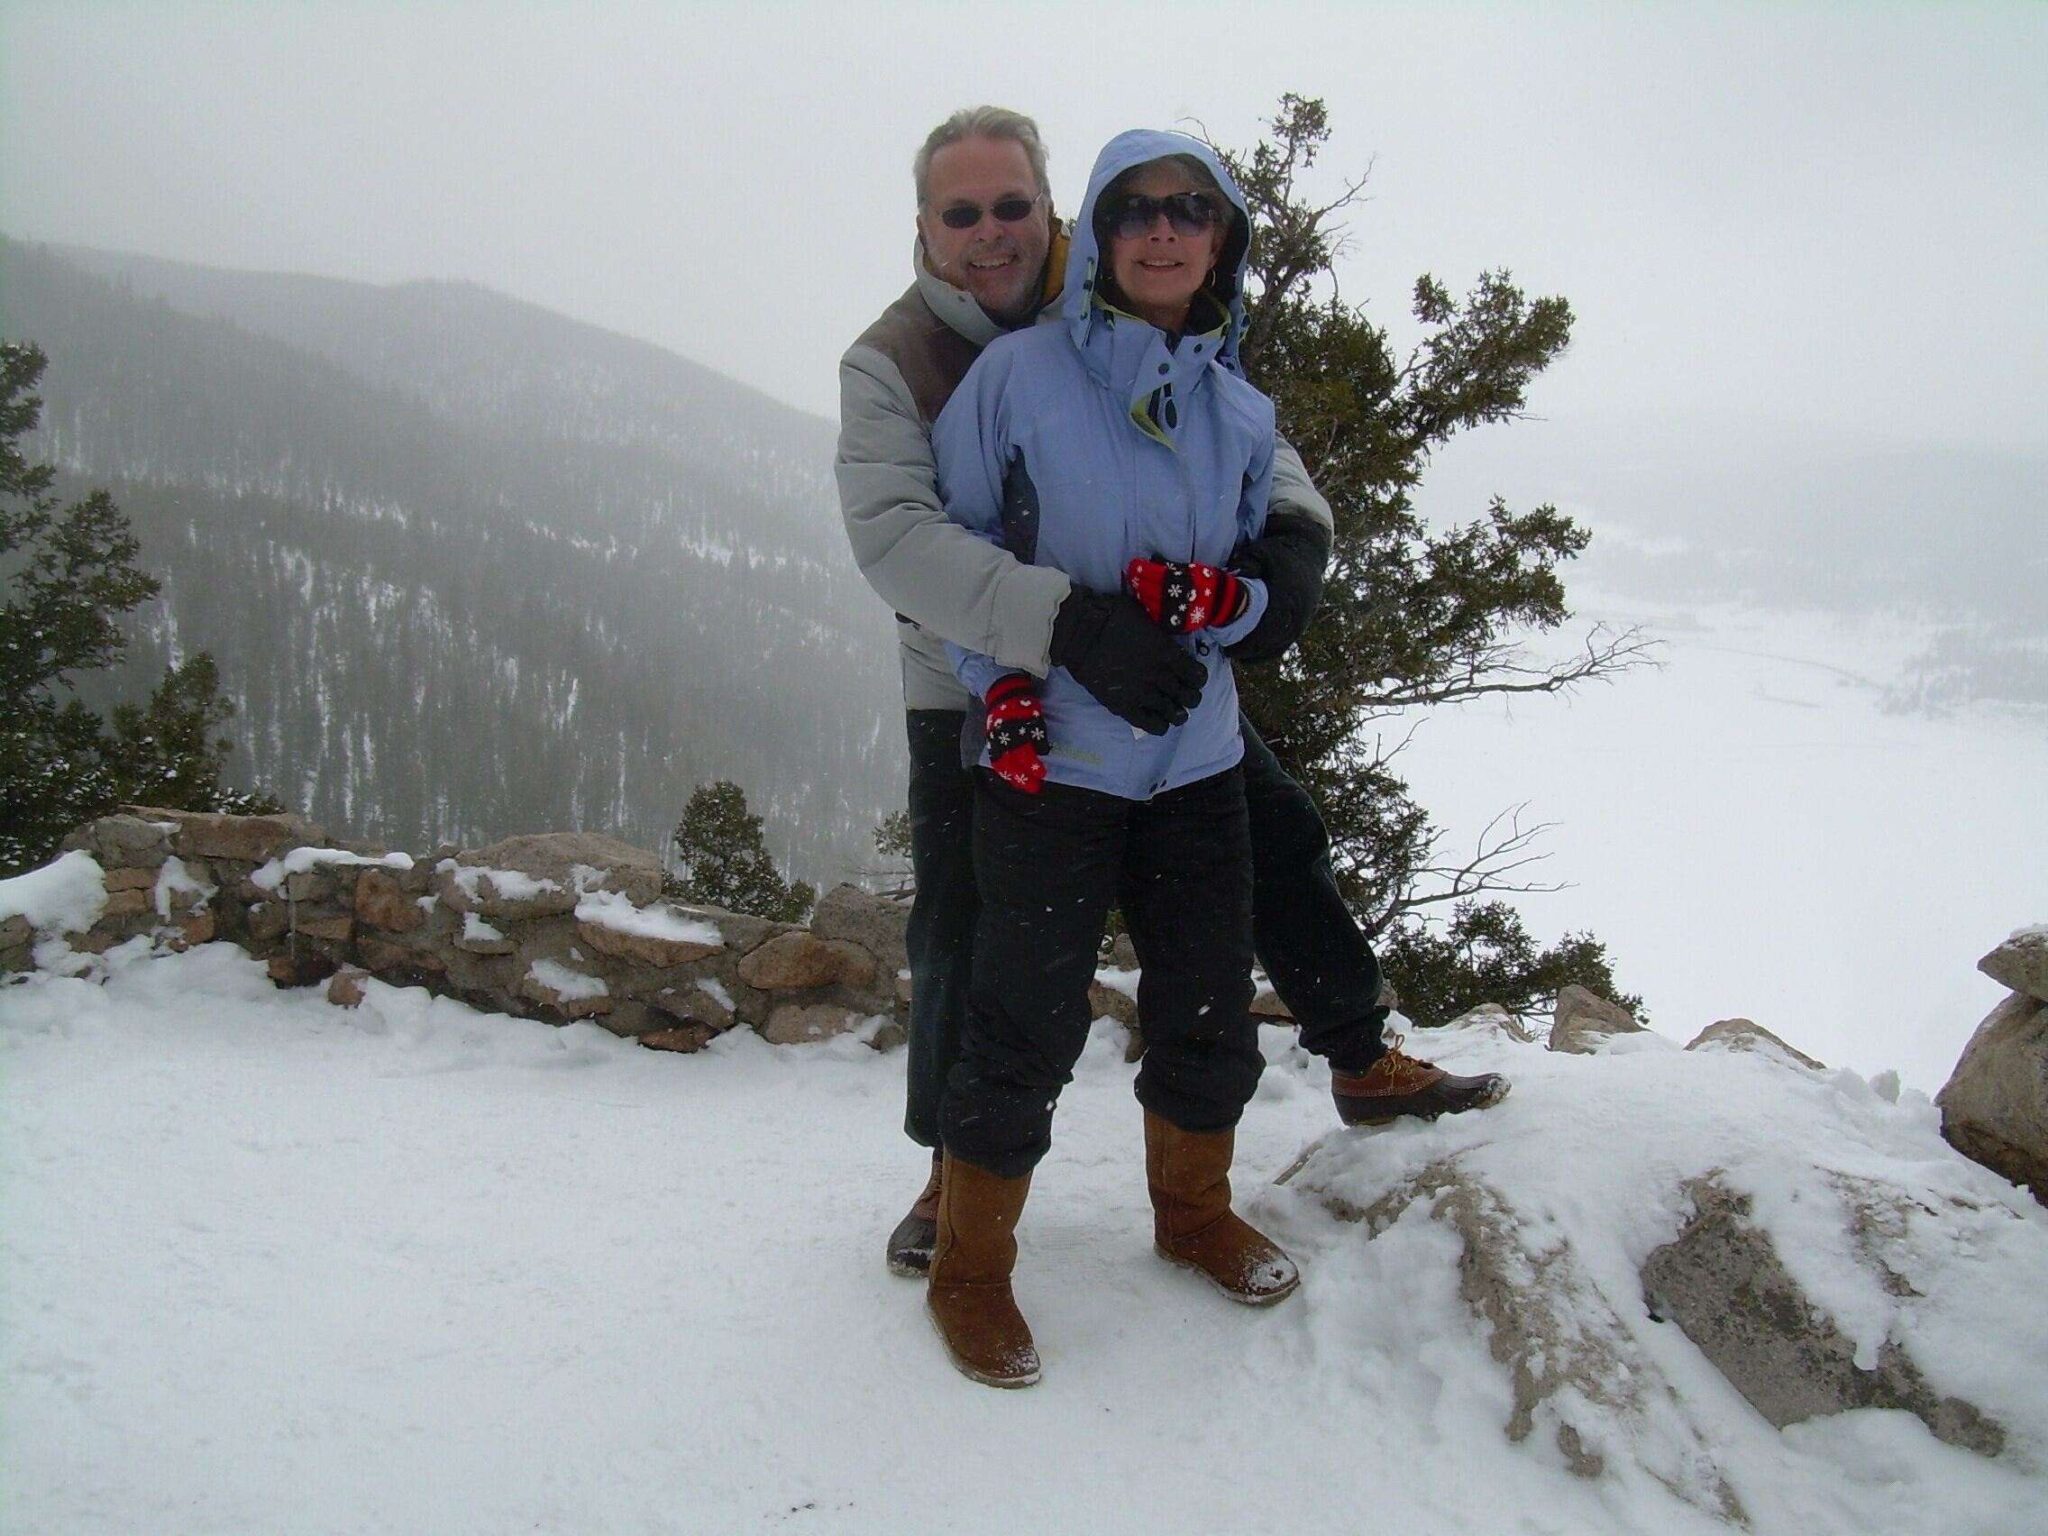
<box><xmin>913</xmin><ymin>106</ymin><xmax>1050</xmax><ymax>207</ymax></box>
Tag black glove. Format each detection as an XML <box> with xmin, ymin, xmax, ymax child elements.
<box><xmin>1048</xmin><ymin>588</ymin><xmax>1205</xmax><ymax>735</ymax></box>
<box><xmin>1223</xmin><ymin>511</ymin><xmax>1333</xmax><ymax>665</ymax></box>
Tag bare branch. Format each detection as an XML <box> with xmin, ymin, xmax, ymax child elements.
<box><xmin>1359</xmin><ymin>625</ymin><xmax>1661</xmax><ymax>712</ymax></box>
<box><xmin>1386</xmin><ymin>803</ymin><xmax>1570</xmax><ymax>927</ymax></box>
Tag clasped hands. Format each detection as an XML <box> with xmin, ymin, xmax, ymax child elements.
<box><xmin>988</xmin><ymin>556</ymin><xmax>1247</xmax><ymax>794</ymax></box>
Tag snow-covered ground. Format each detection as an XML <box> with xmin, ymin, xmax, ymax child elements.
<box><xmin>5</xmin><ymin>941</ymin><xmax>2044</xmax><ymax>1535</ymax></box>
<box><xmin>1393</xmin><ymin>598</ymin><xmax>2044</xmax><ymax>1096</ymax></box>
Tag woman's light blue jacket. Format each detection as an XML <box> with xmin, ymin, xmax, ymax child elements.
<box><xmin>933</xmin><ymin>129</ymin><xmax>1276</xmax><ymax>802</ymax></box>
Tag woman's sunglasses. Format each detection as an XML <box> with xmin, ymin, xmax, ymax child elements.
<box><xmin>933</xmin><ymin>195</ymin><xmax>1044</xmax><ymax>231</ymax></box>
<box><xmin>1108</xmin><ymin>192</ymin><xmax>1220</xmax><ymax>240</ymax></box>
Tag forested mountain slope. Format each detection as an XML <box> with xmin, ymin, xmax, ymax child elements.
<box><xmin>1</xmin><ymin>239</ymin><xmax>900</xmax><ymax>878</ymax></box>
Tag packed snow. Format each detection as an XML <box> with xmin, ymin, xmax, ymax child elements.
<box><xmin>0</xmin><ymin>850</ymin><xmax>106</xmax><ymax>933</ymax></box>
<box><xmin>460</xmin><ymin>911</ymin><xmax>505</xmax><ymax>945</ymax></box>
<box><xmin>4</xmin><ymin>941</ymin><xmax>2044</xmax><ymax>1535</ymax></box>
<box><xmin>250</xmin><ymin>846</ymin><xmax>414</xmax><ymax>893</ymax></box>
<box><xmin>524</xmin><ymin>955</ymin><xmax>609</xmax><ymax>1002</ymax></box>
<box><xmin>438</xmin><ymin>861</ymin><xmax>560</xmax><ymax>904</ymax></box>
<box><xmin>574</xmin><ymin>887</ymin><xmax>724</xmax><ymax>947</ymax></box>
<box><xmin>153</xmin><ymin>856</ymin><xmax>217</xmax><ymax>918</ymax></box>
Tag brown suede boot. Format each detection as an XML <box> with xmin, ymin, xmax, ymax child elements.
<box><xmin>885</xmin><ymin>1152</ymin><xmax>943</xmax><ymax>1278</ymax></box>
<box><xmin>926</xmin><ymin>1153</ymin><xmax>1041</xmax><ymax>1388</ymax></box>
<box><xmin>1144</xmin><ymin>1111</ymin><xmax>1300</xmax><ymax>1307</ymax></box>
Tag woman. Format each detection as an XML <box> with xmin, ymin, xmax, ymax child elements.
<box><xmin>925</xmin><ymin>129</ymin><xmax>1298</xmax><ymax>1389</ymax></box>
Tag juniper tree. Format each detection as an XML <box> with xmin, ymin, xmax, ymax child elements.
<box><xmin>0</xmin><ymin>341</ymin><xmax>272</xmax><ymax>876</ymax></box>
<box><xmin>668</xmin><ymin>779</ymin><xmax>815</xmax><ymax>922</ymax></box>
<box><xmin>1213</xmin><ymin>97</ymin><xmax>1649</xmax><ymax>1017</ymax></box>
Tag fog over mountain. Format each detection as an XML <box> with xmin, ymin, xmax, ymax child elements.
<box><xmin>1</xmin><ymin>238</ymin><xmax>902</xmax><ymax>879</ymax></box>
<box><xmin>1417</xmin><ymin>412</ymin><xmax>2048</xmax><ymax>720</ymax></box>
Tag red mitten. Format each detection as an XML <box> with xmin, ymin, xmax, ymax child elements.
<box><xmin>984</xmin><ymin>673</ymin><xmax>1049</xmax><ymax>794</ymax></box>
<box><xmin>1122</xmin><ymin>557</ymin><xmax>1246</xmax><ymax>634</ymax></box>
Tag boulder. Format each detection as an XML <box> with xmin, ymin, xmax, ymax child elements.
<box><xmin>640</xmin><ymin>1022</ymin><xmax>721</xmax><ymax>1053</ymax></box>
<box><xmin>1249</xmin><ymin>985</ymin><xmax>1293</xmax><ymax>1021</ymax></box>
<box><xmin>326</xmin><ymin>969</ymin><xmax>369</xmax><ymax>1009</ymax></box>
<box><xmin>453</xmin><ymin>911</ymin><xmax>517</xmax><ymax>955</ymax></box>
<box><xmin>2</xmin><ymin>914</ymin><xmax>35</xmax><ymax>972</ymax></box>
<box><xmin>282</xmin><ymin>870</ymin><xmax>337</xmax><ymax>904</ymax></box>
<box><xmin>355</xmin><ymin>869</ymin><xmax>426</xmax><ymax>933</ymax></box>
<box><xmin>293</xmin><ymin>910</ymin><xmax>354</xmax><ymax>944</ymax></box>
<box><xmin>669</xmin><ymin>905</ymin><xmax>789</xmax><ymax>958</ymax></box>
<box><xmin>128</xmin><ymin>807</ymin><xmax>326</xmax><ymax>864</ymax></box>
<box><xmin>1445</xmin><ymin>1002</ymin><xmax>1540</xmax><ymax>1043</ymax></box>
<box><xmin>760</xmin><ymin>1002</ymin><xmax>867</xmax><ymax>1045</ymax></box>
<box><xmin>358</xmin><ymin>933</ymin><xmax>445</xmax><ymax>978</ymax></box>
<box><xmin>737</xmin><ymin>931</ymin><xmax>876</xmax><ymax>991</ymax></box>
<box><xmin>436</xmin><ymin>864</ymin><xmax>574</xmax><ymax>922</ymax></box>
<box><xmin>575</xmin><ymin>907</ymin><xmax>724</xmax><ymax>969</ymax></box>
<box><xmin>645</xmin><ymin>980</ymin><xmax>736</xmax><ymax>1033</ymax></box>
<box><xmin>170</xmin><ymin>910</ymin><xmax>216</xmax><ymax>949</ymax></box>
<box><xmin>1936</xmin><ymin>990</ymin><xmax>2048</xmax><ymax>1202</ymax></box>
<box><xmin>100</xmin><ymin>888</ymin><xmax>150</xmax><ymax>919</ymax></box>
<box><xmin>518</xmin><ymin>956</ymin><xmax>613</xmax><ymax>1020</ymax></box>
<box><xmin>1287</xmin><ymin>1156</ymin><xmax>1743</xmax><ymax>1519</ymax></box>
<box><xmin>246</xmin><ymin>902</ymin><xmax>291</xmax><ymax>942</ymax></box>
<box><xmin>1978</xmin><ymin>926</ymin><xmax>2048</xmax><ymax>1004</ymax></box>
<box><xmin>1642</xmin><ymin>1179</ymin><xmax>2004</xmax><ymax>1456</ymax></box>
<box><xmin>1549</xmin><ymin>985</ymin><xmax>1646</xmax><ymax>1054</ymax></box>
<box><xmin>807</xmin><ymin>883</ymin><xmax>910</xmax><ymax>976</ymax></box>
<box><xmin>1087</xmin><ymin>978</ymin><xmax>1139</xmax><ymax>1029</ymax></box>
<box><xmin>60</xmin><ymin>812</ymin><xmax>176</xmax><ymax>870</ymax></box>
<box><xmin>267</xmin><ymin>952</ymin><xmax>338</xmax><ymax>988</ymax></box>
<box><xmin>1685</xmin><ymin>1018</ymin><xmax>1823</xmax><ymax>1070</ymax></box>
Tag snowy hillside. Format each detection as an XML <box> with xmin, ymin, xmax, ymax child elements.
<box><xmin>0</xmin><ymin>237</ymin><xmax>902</xmax><ymax>878</ymax></box>
<box><xmin>5</xmin><ymin>942</ymin><xmax>2043</xmax><ymax>1535</ymax></box>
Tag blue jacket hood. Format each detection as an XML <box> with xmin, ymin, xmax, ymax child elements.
<box><xmin>1063</xmin><ymin>129</ymin><xmax>1253</xmax><ymax>366</ymax></box>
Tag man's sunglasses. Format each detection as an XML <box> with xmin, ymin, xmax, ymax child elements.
<box><xmin>1108</xmin><ymin>192</ymin><xmax>1221</xmax><ymax>240</ymax></box>
<box><xmin>933</xmin><ymin>195</ymin><xmax>1044</xmax><ymax>231</ymax></box>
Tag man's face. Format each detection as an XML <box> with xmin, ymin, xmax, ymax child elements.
<box><xmin>918</xmin><ymin>135</ymin><xmax>1052</xmax><ymax>325</ymax></box>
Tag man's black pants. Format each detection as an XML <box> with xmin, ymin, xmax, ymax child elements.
<box><xmin>901</xmin><ymin>710</ymin><xmax>1389</xmax><ymax>1151</ymax></box>
<box><xmin>941</xmin><ymin>766</ymin><xmax>1261</xmax><ymax>1179</ymax></box>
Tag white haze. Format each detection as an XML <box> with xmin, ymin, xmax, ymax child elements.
<box><xmin>2</xmin><ymin>2</ymin><xmax>2042</xmax><ymax>446</ymax></box>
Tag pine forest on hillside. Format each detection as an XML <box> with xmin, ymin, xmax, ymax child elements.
<box><xmin>0</xmin><ymin>239</ymin><xmax>903</xmax><ymax>879</ymax></box>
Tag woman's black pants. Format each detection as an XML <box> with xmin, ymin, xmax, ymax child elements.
<box><xmin>938</xmin><ymin>765</ymin><xmax>1263</xmax><ymax>1179</ymax></box>
<box><xmin>901</xmin><ymin>710</ymin><xmax>1389</xmax><ymax>1153</ymax></box>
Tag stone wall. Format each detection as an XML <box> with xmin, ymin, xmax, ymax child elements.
<box><xmin>4</xmin><ymin>808</ymin><xmax>911</xmax><ymax>1053</ymax></box>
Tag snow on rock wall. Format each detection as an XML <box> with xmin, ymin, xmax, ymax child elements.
<box><xmin>4</xmin><ymin>808</ymin><xmax>910</xmax><ymax>1053</ymax></box>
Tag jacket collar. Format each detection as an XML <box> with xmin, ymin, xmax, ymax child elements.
<box><xmin>913</xmin><ymin>226</ymin><xmax>1071</xmax><ymax>349</ymax></box>
<box><xmin>1079</xmin><ymin>289</ymin><xmax>1231</xmax><ymax>447</ymax></box>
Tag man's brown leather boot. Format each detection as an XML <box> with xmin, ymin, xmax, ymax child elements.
<box><xmin>1331</xmin><ymin>1034</ymin><xmax>1510</xmax><ymax>1127</ymax></box>
<box><xmin>926</xmin><ymin>1152</ymin><xmax>1040</xmax><ymax>1388</ymax></box>
<box><xmin>886</xmin><ymin>1152</ymin><xmax>943</xmax><ymax>1277</ymax></box>
<box><xmin>1144</xmin><ymin>1110</ymin><xmax>1300</xmax><ymax>1306</ymax></box>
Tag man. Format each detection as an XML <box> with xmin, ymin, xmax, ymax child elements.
<box><xmin>837</xmin><ymin>106</ymin><xmax>1507</xmax><ymax>1280</ymax></box>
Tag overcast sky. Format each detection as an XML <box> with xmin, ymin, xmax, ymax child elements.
<box><xmin>3</xmin><ymin>1</ymin><xmax>2043</xmax><ymax>449</ymax></box>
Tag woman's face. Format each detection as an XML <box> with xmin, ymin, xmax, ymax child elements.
<box><xmin>1104</xmin><ymin>161</ymin><xmax>1227</xmax><ymax>332</ymax></box>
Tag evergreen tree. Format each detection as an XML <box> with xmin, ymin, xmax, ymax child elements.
<box><xmin>1215</xmin><ymin>97</ymin><xmax>1652</xmax><ymax>1004</ymax></box>
<box><xmin>1376</xmin><ymin>900</ymin><xmax>1642</xmax><ymax>1028</ymax></box>
<box><xmin>0</xmin><ymin>341</ymin><xmax>273</xmax><ymax>876</ymax></box>
<box><xmin>668</xmin><ymin>780</ymin><xmax>815</xmax><ymax>922</ymax></box>
<box><xmin>856</xmin><ymin>809</ymin><xmax>914</xmax><ymax>900</ymax></box>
